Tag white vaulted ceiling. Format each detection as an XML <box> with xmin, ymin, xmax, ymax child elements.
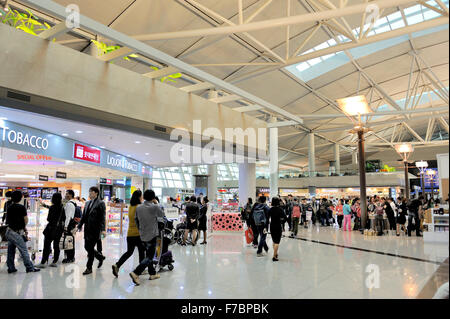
<box><xmin>7</xmin><ymin>0</ymin><xmax>450</xmax><ymax>170</ymax></box>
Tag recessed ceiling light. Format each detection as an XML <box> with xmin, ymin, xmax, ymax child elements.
<box><xmin>100</xmin><ymin>146</ymin><xmax>106</xmax><ymax>149</ymax></box>
<box><xmin>145</xmin><ymin>153</ymin><xmax>150</xmax><ymax>156</ymax></box>
<box><xmin>0</xmin><ymin>117</ymin><xmax>7</xmax><ymax>120</ymax></box>
<box><xmin>126</xmin><ymin>155</ymin><xmax>131</xmax><ymax>157</ymax></box>
<box><xmin>62</xmin><ymin>133</ymin><xmax>69</xmax><ymax>137</ymax></box>
<box><xmin>135</xmin><ymin>141</ymin><xmax>141</xmax><ymax>144</ymax></box>
<box><xmin>75</xmin><ymin>130</ymin><xmax>83</xmax><ymax>134</ymax></box>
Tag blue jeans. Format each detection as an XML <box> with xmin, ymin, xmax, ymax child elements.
<box><xmin>133</xmin><ymin>237</ymin><xmax>157</xmax><ymax>276</ymax></box>
<box><xmin>6</xmin><ymin>228</ymin><xmax>35</xmax><ymax>272</ymax></box>
<box><xmin>256</xmin><ymin>225</ymin><xmax>268</xmax><ymax>254</ymax></box>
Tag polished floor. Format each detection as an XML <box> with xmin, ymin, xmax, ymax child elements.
<box><xmin>0</xmin><ymin>226</ymin><xmax>448</xmax><ymax>299</ymax></box>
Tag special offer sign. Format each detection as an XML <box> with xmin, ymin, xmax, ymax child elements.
<box><xmin>73</xmin><ymin>143</ymin><xmax>101</xmax><ymax>164</ymax></box>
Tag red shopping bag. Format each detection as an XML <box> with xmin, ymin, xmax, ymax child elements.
<box><xmin>245</xmin><ymin>227</ymin><xmax>254</xmax><ymax>244</ymax></box>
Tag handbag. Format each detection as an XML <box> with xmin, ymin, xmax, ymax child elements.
<box><xmin>245</xmin><ymin>227</ymin><xmax>254</xmax><ymax>244</ymax></box>
<box><xmin>59</xmin><ymin>232</ymin><xmax>74</xmax><ymax>250</ymax></box>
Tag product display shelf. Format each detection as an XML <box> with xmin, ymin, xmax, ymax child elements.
<box><xmin>423</xmin><ymin>206</ymin><xmax>449</xmax><ymax>243</ymax></box>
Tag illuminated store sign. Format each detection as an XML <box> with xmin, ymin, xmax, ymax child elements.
<box><xmin>74</xmin><ymin>143</ymin><xmax>101</xmax><ymax>164</ymax></box>
<box><xmin>1</xmin><ymin>126</ymin><xmax>49</xmax><ymax>150</ymax></box>
<box><xmin>1</xmin><ymin>120</ymin><xmax>151</xmax><ymax>177</ymax></box>
<box><xmin>106</xmin><ymin>154</ymin><xmax>138</xmax><ymax>172</ymax></box>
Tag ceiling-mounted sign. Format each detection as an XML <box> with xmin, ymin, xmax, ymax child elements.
<box><xmin>38</xmin><ymin>175</ymin><xmax>49</xmax><ymax>181</ymax></box>
<box><xmin>1</xmin><ymin>126</ymin><xmax>49</xmax><ymax>150</ymax></box>
<box><xmin>99</xmin><ymin>178</ymin><xmax>112</xmax><ymax>185</ymax></box>
<box><xmin>105</xmin><ymin>154</ymin><xmax>138</xmax><ymax>172</ymax></box>
<box><xmin>73</xmin><ymin>143</ymin><xmax>101</xmax><ymax>164</ymax></box>
<box><xmin>1</xmin><ymin>120</ymin><xmax>151</xmax><ymax>177</ymax></box>
<box><xmin>56</xmin><ymin>171</ymin><xmax>67</xmax><ymax>179</ymax></box>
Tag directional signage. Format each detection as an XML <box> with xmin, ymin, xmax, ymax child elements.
<box><xmin>56</xmin><ymin>171</ymin><xmax>67</xmax><ymax>179</ymax></box>
<box><xmin>38</xmin><ymin>175</ymin><xmax>49</xmax><ymax>181</ymax></box>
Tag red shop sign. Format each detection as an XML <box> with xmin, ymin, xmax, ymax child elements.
<box><xmin>73</xmin><ymin>143</ymin><xmax>101</xmax><ymax>164</ymax></box>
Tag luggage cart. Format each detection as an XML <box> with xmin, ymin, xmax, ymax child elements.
<box><xmin>153</xmin><ymin>222</ymin><xmax>175</xmax><ymax>272</ymax></box>
<box><xmin>0</xmin><ymin>199</ymin><xmax>40</xmax><ymax>263</ymax></box>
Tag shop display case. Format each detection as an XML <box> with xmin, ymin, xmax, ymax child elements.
<box><xmin>107</xmin><ymin>203</ymin><xmax>125</xmax><ymax>237</ymax></box>
<box><xmin>423</xmin><ymin>204</ymin><xmax>449</xmax><ymax>243</ymax></box>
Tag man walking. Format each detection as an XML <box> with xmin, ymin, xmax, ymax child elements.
<box><xmin>62</xmin><ymin>190</ymin><xmax>80</xmax><ymax>263</ymax></box>
<box><xmin>78</xmin><ymin>186</ymin><xmax>106</xmax><ymax>275</ymax></box>
<box><xmin>290</xmin><ymin>198</ymin><xmax>301</xmax><ymax>237</ymax></box>
<box><xmin>252</xmin><ymin>196</ymin><xmax>270</xmax><ymax>257</ymax></box>
<box><xmin>129</xmin><ymin>190</ymin><xmax>165</xmax><ymax>285</ymax></box>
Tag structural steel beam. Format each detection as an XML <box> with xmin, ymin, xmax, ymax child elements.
<box><xmin>233</xmin><ymin>105</ymin><xmax>264</xmax><ymax>112</ymax></box>
<box><xmin>19</xmin><ymin>0</ymin><xmax>304</xmax><ymax>125</ymax></box>
<box><xmin>97</xmin><ymin>46</ymin><xmax>134</xmax><ymax>62</ymax></box>
<box><xmin>133</xmin><ymin>0</ymin><xmax>418</xmax><ymax>41</ymax></box>
<box><xmin>38</xmin><ymin>22</ymin><xmax>72</xmax><ymax>40</ymax></box>
<box><xmin>180</xmin><ymin>82</ymin><xmax>215</xmax><ymax>93</ymax></box>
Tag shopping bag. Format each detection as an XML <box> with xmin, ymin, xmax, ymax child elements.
<box><xmin>59</xmin><ymin>233</ymin><xmax>74</xmax><ymax>250</ymax></box>
<box><xmin>245</xmin><ymin>227</ymin><xmax>254</xmax><ymax>244</ymax></box>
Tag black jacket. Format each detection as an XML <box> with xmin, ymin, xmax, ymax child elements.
<box><xmin>78</xmin><ymin>197</ymin><xmax>106</xmax><ymax>241</ymax></box>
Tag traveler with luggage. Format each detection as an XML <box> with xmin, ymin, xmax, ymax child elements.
<box><xmin>268</xmin><ymin>197</ymin><xmax>284</xmax><ymax>262</ymax></box>
<box><xmin>112</xmin><ymin>190</ymin><xmax>145</xmax><ymax>278</ymax></box>
<box><xmin>77</xmin><ymin>186</ymin><xmax>106</xmax><ymax>275</ymax></box>
<box><xmin>252</xmin><ymin>196</ymin><xmax>270</xmax><ymax>257</ymax></box>
<box><xmin>4</xmin><ymin>191</ymin><xmax>40</xmax><ymax>273</ymax></box>
<box><xmin>62</xmin><ymin>190</ymin><xmax>81</xmax><ymax>264</ymax></box>
<box><xmin>36</xmin><ymin>193</ymin><xmax>65</xmax><ymax>268</ymax></box>
<box><xmin>129</xmin><ymin>189</ymin><xmax>165</xmax><ymax>285</ymax></box>
<box><xmin>290</xmin><ymin>198</ymin><xmax>301</xmax><ymax>237</ymax></box>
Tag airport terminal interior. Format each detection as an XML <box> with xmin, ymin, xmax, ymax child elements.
<box><xmin>0</xmin><ymin>0</ymin><xmax>449</xmax><ymax>299</ymax></box>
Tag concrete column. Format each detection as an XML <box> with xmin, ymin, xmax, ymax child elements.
<box><xmin>308</xmin><ymin>133</ymin><xmax>316</xmax><ymax>177</ymax></box>
<box><xmin>334</xmin><ymin>144</ymin><xmax>341</xmax><ymax>174</ymax></box>
<box><xmin>239</xmin><ymin>163</ymin><xmax>256</xmax><ymax>207</ymax></box>
<box><xmin>269</xmin><ymin>117</ymin><xmax>279</xmax><ymax>199</ymax></box>
<box><xmin>308</xmin><ymin>186</ymin><xmax>317</xmax><ymax>197</ymax></box>
<box><xmin>191</xmin><ymin>166</ymin><xmax>198</xmax><ymax>189</ymax></box>
<box><xmin>207</xmin><ymin>164</ymin><xmax>218</xmax><ymax>204</ymax></box>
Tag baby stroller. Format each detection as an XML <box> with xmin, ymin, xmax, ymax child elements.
<box><xmin>154</xmin><ymin>218</ymin><xmax>176</xmax><ymax>271</ymax></box>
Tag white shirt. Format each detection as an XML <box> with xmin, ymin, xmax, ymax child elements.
<box><xmin>64</xmin><ymin>199</ymin><xmax>76</xmax><ymax>228</ymax></box>
<box><xmin>390</xmin><ymin>202</ymin><xmax>398</xmax><ymax>217</ymax></box>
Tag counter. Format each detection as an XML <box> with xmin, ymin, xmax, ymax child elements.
<box><xmin>211</xmin><ymin>212</ymin><xmax>243</xmax><ymax>232</ymax></box>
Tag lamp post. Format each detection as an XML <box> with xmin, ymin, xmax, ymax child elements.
<box><xmin>395</xmin><ymin>143</ymin><xmax>414</xmax><ymax>199</ymax></box>
<box><xmin>415</xmin><ymin>160</ymin><xmax>428</xmax><ymax>197</ymax></box>
<box><xmin>426</xmin><ymin>169</ymin><xmax>437</xmax><ymax>199</ymax></box>
<box><xmin>337</xmin><ymin>95</ymin><xmax>372</xmax><ymax>231</ymax></box>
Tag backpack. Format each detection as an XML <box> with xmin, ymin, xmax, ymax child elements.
<box><xmin>292</xmin><ymin>205</ymin><xmax>301</xmax><ymax>218</ymax></box>
<box><xmin>319</xmin><ymin>203</ymin><xmax>327</xmax><ymax>213</ymax></box>
<box><xmin>253</xmin><ymin>205</ymin><xmax>267</xmax><ymax>226</ymax></box>
<box><xmin>70</xmin><ymin>201</ymin><xmax>82</xmax><ymax>222</ymax></box>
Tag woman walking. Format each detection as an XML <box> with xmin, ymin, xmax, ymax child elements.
<box><xmin>198</xmin><ymin>197</ymin><xmax>208</xmax><ymax>245</ymax></box>
<box><xmin>396</xmin><ymin>197</ymin><xmax>408</xmax><ymax>236</ymax></box>
<box><xmin>36</xmin><ymin>193</ymin><xmax>65</xmax><ymax>268</ymax></box>
<box><xmin>112</xmin><ymin>190</ymin><xmax>145</xmax><ymax>277</ymax></box>
<box><xmin>268</xmin><ymin>197</ymin><xmax>284</xmax><ymax>262</ymax></box>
